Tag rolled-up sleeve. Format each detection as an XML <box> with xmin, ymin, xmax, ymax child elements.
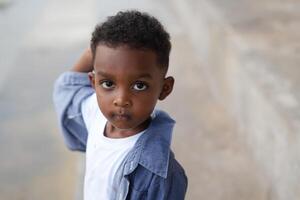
<box><xmin>53</xmin><ymin>71</ymin><xmax>94</xmax><ymax>152</ymax></box>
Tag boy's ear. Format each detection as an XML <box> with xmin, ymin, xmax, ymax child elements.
<box><xmin>159</xmin><ymin>76</ymin><xmax>174</xmax><ymax>100</ymax></box>
<box><xmin>88</xmin><ymin>71</ymin><xmax>96</xmax><ymax>89</ymax></box>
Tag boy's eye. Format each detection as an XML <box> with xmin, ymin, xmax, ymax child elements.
<box><xmin>100</xmin><ymin>80</ymin><xmax>115</xmax><ymax>89</ymax></box>
<box><xmin>132</xmin><ymin>82</ymin><xmax>148</xmax><ymax>91</ymax></box>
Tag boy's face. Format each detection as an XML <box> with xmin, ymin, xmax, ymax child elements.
<box><xmin>90</xmin><ymin>44</ymin><xmax>174</xmax><ymax>135</ymax></box>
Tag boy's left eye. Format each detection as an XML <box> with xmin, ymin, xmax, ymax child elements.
<box><xmin>132</xmin><ymin>82</ymin><xmax>148</xmax><ymax>91</ymax></box>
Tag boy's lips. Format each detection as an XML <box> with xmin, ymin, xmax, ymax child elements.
<box><xmin>112</xmin><ymin>113</ymin><xmax>131</xmax><ymax>121</ymax></box>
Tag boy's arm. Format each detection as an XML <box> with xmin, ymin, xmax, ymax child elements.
<box><xmin>147</xmin><ymin>157</ymin><xmax>188</xmax><ymax>200</ymax></box>
<box><xmin>164</xmin><ymin>171</ymin><xmax>188</xmax><ymax>200</ymax></box>
<box><xmin>71</xmin><ymin>48</ymin><xmax>93</xmax><ymax>72</ymax></box>
<box><xmin>53</xmin><ymin>48</ymin><xmax>94</xmax><ymax>152</ymax></box>
<box><xmin>148</xmin><ymin>170</ymin><xmax>188</xmax><ymax>200</ymax></box>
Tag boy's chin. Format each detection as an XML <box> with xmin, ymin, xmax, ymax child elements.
<box><xmin>106</xmin><ymin>117</ymin><xmax>151</xmax><ymax>134</ymax></box>
<box><xmin>108</xmin><ymin>121</ymin><xmax>136</xmax><ymax>131</ymax></box>
<box><xmin>110</xmin><ymin>122</ymin><xmax>147</xmax><ymax>133</ymax></box>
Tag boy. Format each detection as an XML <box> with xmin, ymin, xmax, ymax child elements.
<box><xmin>53</xmin><ymin>10</ymin><xmax>187</xmax><ymax>200</ymax></box>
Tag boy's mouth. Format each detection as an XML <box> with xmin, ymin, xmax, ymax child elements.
<box><xmin>112</xmin><ymin>113</ymin><xmax>131</xmax><ymax>121</ymax></box>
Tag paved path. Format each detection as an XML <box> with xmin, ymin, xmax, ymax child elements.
<box><xmin>0</xmin><ymin>0</ymin><xmax>96</xmax><ymax>199</ymax></box>
<box><xmin>0</xmin><ymin>0</ymin><xmax>268</xmax><ymax>199</ymax></box>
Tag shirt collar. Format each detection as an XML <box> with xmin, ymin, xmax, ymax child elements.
<box><xmin>124</xmin><ymin>109</ymin><xmax>175</xmax><ymax>178</ymax></box>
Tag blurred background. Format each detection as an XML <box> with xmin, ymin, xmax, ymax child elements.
<box><xmin>0</xmin><ymin>0</ymin><xmax>299</xmax><ymax>199</ymax></box>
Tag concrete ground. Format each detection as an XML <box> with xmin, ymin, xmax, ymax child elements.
<box><xmin>0</xmin><ymin>0</ymin><xmax>273</xmax><ymax>199</ymax></box>
<box><xmin>171</xmin><ymin>0</ymin><xmax>300</xmax><ymax>199</ymax></box>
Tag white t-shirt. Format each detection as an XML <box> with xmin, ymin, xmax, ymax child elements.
<box><xmin>81</xmin><ymin>93</ymin><xmax>144</xmax><ymax>200</ymax></box>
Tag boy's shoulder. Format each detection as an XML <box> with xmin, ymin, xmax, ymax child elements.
<box><xmin>137</xmin><ymin>109</ymin><xmax>175</xmax><ymax>171</ymax></box>
<box><xmin>125</xmin><ymin>109</ymin><xmax>185</xmax><ymax>181</ymax></box>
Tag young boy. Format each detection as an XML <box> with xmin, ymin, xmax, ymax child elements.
<box><xmin>53</xmin><ymin>10</ymin><xmax>187</xmax><ymax>200</ymax></box>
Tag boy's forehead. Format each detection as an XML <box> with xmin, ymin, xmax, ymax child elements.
<box><xmin>94</xmin><ymin>44</ymin><xmax>162</xmax><ymax>73</ymax></box>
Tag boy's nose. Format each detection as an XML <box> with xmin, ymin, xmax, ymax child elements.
<box><xmin>113</xmin><ymin>91</ymin><xmax>131</xmax><ymax>107</ymax></box>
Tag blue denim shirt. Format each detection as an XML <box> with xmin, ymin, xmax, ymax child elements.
<box><xmin>53</xmin><ymin>71</ymin><xmax>188</xmax><ymax>200</ymax></box>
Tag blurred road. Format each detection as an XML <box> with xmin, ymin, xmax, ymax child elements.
<box><xmin>0</xmin><ymin>0</ymin><xmax>267</xmax><ymax>199</ymax></box>
<box><xmin>0</xmin><ymin>0</ymin><xmax>97</xmax><ymax>199</ymax></box>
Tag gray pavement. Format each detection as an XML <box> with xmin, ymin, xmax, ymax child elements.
<box><xmin>171</xmin><ymin>0</ymin><xmax>300</xmax><ymax>199</ymax></box>
<box><xmin>0</xmin><ymin>0</ymin><xmax>95</xmax><ymax>199</ymax></box>
<box><xmin>0</xmin><ymin>0</ymin><xmax>271</xmax><ymax>199</ymax></box>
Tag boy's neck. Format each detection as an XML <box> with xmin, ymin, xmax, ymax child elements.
<box><xmin>104</xmin><ymin>118</ymin><xmax>151</xmax><ymax>138</ymax></box>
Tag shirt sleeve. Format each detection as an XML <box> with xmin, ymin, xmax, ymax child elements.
<box><xmin>164</xmin><ymin>171</ymin><xmax>188</xmax><ymax>200</ymax></box>
<box><xmin>146</xmin><ymin>154</ymin><xmax>188</xmax><ymax>200</ymax></box>
<box><xmin>53</xmin><ymin>71</ymin><xmax>94</xmax><ymax>152</ymax></box>
<box><xmin>146</xmin><ymin>170</ymin><xmax>188</xmax><ymax>200</ymax></box>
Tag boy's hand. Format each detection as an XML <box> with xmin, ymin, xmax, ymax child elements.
<box><xmin>71</xmin><ymin>48</ymin><xmax>93</xmax><ymax>72</ymax></box>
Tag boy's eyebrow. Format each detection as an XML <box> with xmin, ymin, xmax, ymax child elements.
<box><xmin>137</xmin><ymin>73</ymin><xmax>153</xmax><ymax>79</ymax></box>
<box><xmin>97</xmin><ymin>70</ymin><xmax>112</xmax><ymax>77</ymax></box>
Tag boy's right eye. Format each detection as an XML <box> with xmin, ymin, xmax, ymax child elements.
<box><xmin>100</xmin><ymin>80</ymin><xmax>115</xmax><ymax>89</ymax></box>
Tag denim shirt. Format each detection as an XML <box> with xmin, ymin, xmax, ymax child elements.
<box><xmin>53</xmin><ymin>71</ymin><xmax>188</xmax><ymax>200</ymax></box>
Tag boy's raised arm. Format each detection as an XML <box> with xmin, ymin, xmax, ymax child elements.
<box><xmin>71</xmin><ymin>48</ymin><xmax>94</xmax><ymax>72</ymax></box>
<box><xmin>53</xmin><ymin>48</ymin><xmax>94</xmax><ymax>152</ymax></box>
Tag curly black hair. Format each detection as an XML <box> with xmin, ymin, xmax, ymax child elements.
<box><xmin>90</xmin><ymin>10</ymin><xmax>171</xmax><ymax>69</ymax></box>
